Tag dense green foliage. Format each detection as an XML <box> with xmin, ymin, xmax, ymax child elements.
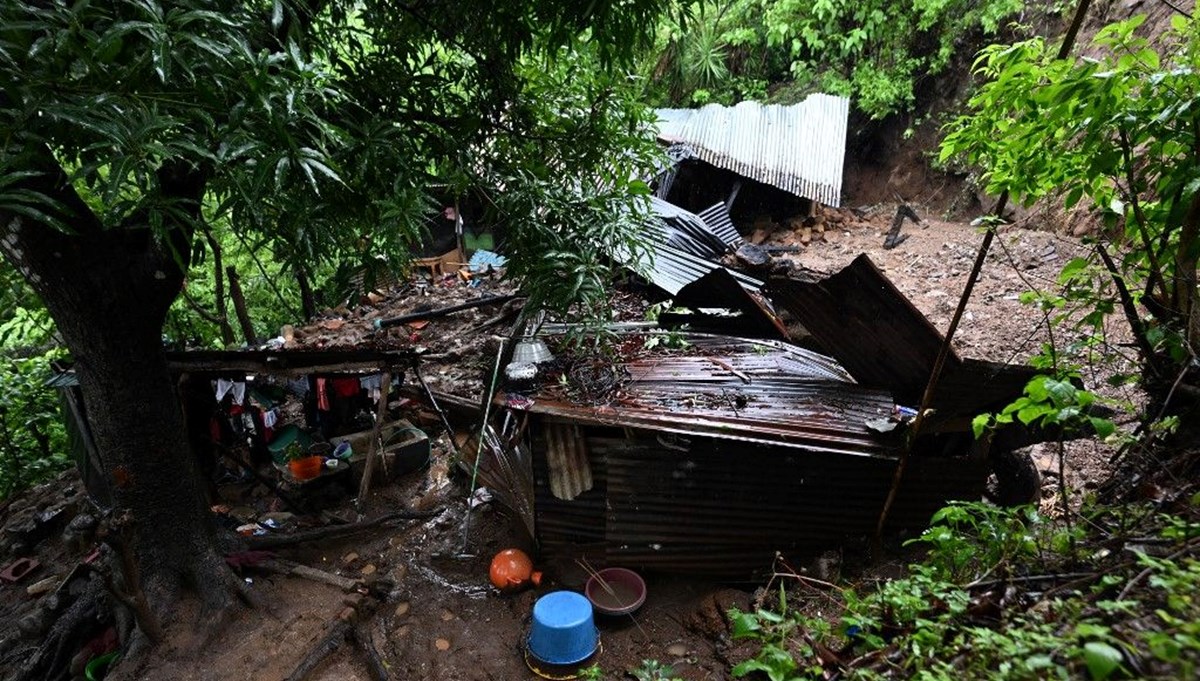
<box><xmin>644</xmin><ymin>0</ymin><xmax>1024</xmax><ymax>118</ymax></box>
<box><xmin>942</xmin><ymin>12</ymin><xmax>1200</xmax><ymax>389</ymax></box>
<box><xmin>0</xmin><ymin>274</ymin><xmax>66</xmax><ymax>500</ymax></box>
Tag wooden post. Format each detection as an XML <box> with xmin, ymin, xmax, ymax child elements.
<box><xmin>356</xmin><ymin>371</ymin><xmax>392</xmax><ymax>508</ymax></box>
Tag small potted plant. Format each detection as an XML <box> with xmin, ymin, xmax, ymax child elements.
<box><xmin>285</xmin><ymin>442</ymin><xmax>323</xmax><ymax>481</ymax></box>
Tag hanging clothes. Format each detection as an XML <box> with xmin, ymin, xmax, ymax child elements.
<box><xmin>215</xmin><ymin>379</ymin><xmax>247</xmax><ymax>404</ymax></box>
<box><xmin>360</xmin><ymin>374</ymin><xmax>384</xmax><ymax>402</ymax></box>
<box><xmin>316</xmin><ymin>378</ymin><xmax>331</xmax><ymax>412</ymax></box>
<box><xmin>332</xmin><ymin>377</ymin><xmax>361</xmax><ymax>398</ymax></box>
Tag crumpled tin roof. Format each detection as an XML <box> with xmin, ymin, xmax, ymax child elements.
<box><xmin>505</xmin><ymin>333</ymin><xmax>893</xmax><ymax>457</ymax></box>
<box><xmin>648</xmin><ymin>196</ymin><xmax>731</xmax><ymax>258</ymax></box>
<box><xmin>656</xmin><ymin>94</ymin><xmax>849</xmax><ymax>206</ymax></box>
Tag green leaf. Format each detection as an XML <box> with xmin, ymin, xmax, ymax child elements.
<box><xmin>1082</xmin><ymin>641</ymin><xmax>1122</xmax><ymax>680</ymax></box>
<box><xmin>1089</xmin><ymin>417</ymin><xmax>1115</xmax><ymax>439</ymax></box>
<box><xmin>1057</xmin><ymin>257</ymin><xmax>1088</xmax><ymax>284</ymax></box>
<box><xmin>972</xmin><ymin>413</ymin><xmax>991</xmax><ymax>439</ymax></box>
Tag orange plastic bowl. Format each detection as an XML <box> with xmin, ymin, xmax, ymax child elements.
<box><xmin>288</xmin><ymin>456</ymin><xmax>324</xmax><ymax>481</ymax></box>
<box><xmin>584</xmin><ymin>567</ymin><xmax>646</xmax><ymax>616</ymax></box>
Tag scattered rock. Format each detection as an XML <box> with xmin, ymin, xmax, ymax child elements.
<box><xmin>228</xmin><ymin>506</ymin><xmax>257</xmax><ymax>523</ymax></box>
<box><xmin>435</xmin><ymin>638</ymin><xmax>451</xmax><ymax>651</ymax></box>
<box><xmin>342</xmin><ymin>552</ymin><xmax>359</xmax><ymax>565</ymax></box>
<box><xmin>394</xmin><ymin>602</ymin><xmax>410</xmax><ymax>618</ymax></box>
<box><xmin>26</xmin><ymin>576</ymin><xmax>58</xmax><ymax>596</ymax></box>
<box><xmin>361</xmin><ymin>563</ymin><xmax>377</xmax><ymax>576</ymax></box>
<box><xmin>666</xmin><ymin>643</ymin><xmax>689</xmax><ymax>658</ymax></box>
<box><xmin>440</xmin><ymin>609</ymin><xmax>455</xmax><ymax>621</ymax></box>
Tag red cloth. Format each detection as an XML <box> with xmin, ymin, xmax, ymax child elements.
<box><xmin>331</xmin><ymin>377</ymin><xmax>360</xmax><ymax>398</ymax></box>
<box><xmin>316</xmin><ymin>378</ymin><xmax>330</xmax><ymax>411</ymax></box>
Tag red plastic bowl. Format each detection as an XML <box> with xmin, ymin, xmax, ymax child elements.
<box><xmin>585</xmin><ymin>567</ymin><xmax>646</xmax><ymax>616</ymax></box>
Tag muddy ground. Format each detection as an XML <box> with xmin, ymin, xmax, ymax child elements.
<box><xmin>0</xmin><ymin>206</ymin><xmax>1130</xmax><ymax>681</ymax></box>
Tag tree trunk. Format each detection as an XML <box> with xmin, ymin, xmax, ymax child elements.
<box><xmin>0</xmin><ymin>155</ymin><xmax>242</xmax><ymax>634</ymax></box>
<box><xmin>226</xmin><ymin>266</ymin><xmax>259</xmax><ymax>346</ymax></box>
<box><xmin>296</xmin><ymin>264</ymin><xmax>317</xmax><ymax>321</ymax></box>
<box><xmin>204</xmin><ymin>228</ymin><xmax>238</xmax><ymax>347</ymax></box>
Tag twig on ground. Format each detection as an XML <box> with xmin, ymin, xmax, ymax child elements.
<box><xmin>1118</xmin><ymin>537</ymin><xmax>1200</xmax><ymax>600</ymax></box>
<box><xmin>245</xmin><ymin>509</ymin><xmax>438</xmax><ymax>550</ymax></box>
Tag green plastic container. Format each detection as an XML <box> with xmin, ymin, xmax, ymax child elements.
<box><xmin>267</xmin><ymin>424</ymin><xmax>313</xmax><ymax>464</ymax></box>
<box><xmin>85</xmin><ymin>651</ymin><xmax>120</xmax><ymax>681</ymax></box>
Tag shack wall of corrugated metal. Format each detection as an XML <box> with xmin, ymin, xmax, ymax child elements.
<box><xmin>534</xmin><ymin>426</ymin><xmax>989</xmax><ymax>576</ymax></box>
<box><xmin>655</xmin><ymin>95</ymin><xmax>849</xmax><ymax>207</ymax></box>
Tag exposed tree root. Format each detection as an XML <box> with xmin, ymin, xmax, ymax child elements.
<box><xmin>260</xmin><ymin>557</ymin><xmax>364</xmax><ymax>591</ymax></box>
<box><xmin>15</xmin><ymin>574</ymin><xmax>110</xmax><ymax>681</ymax></box>
<box><xmin>285</xmin><ymin>618</ymin><xmax>355</xmax><ymax>681</ymax></box>
<box><xmin>350</xmin><ymin>627</ymin><xmax>390</xmax><ymax>681</ymax></box>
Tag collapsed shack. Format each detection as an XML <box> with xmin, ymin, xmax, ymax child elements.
<box><xmin>46</xmin><ymin>234</ymin><xmax>1059</xmax><ymax>584</ymax></box>
<box><xmin>501</xmin><ymin>332</ymin><xmax>993</xmax><ymax>576</ymax></box>
<box><xmin>455</xmin><ymin>259</ymin><xmax>1058</xmax><ymax>578</ymax></box>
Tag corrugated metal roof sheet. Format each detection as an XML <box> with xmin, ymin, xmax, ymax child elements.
<box><xmin>649</xmin><ymin>196</ymin><xmax>730</xmax><ymax>258</ymax></box>
<box><xmin>696</xmin><ymin>202</ymin><xmax>743</xmax><ymax>247</ymax></box>
<box><xmin>506</xmin><ymin>334</ymin><xmax>889</xmax><ymax>457</ymax></box>
<box><xmin>673</xmin><ymin>269</ymin><xmax>790</xmax><ymax>340</ymax></box>
<box><xmin>655</xmin><ymin>95</ymin><xmax>850</xmax><ymax>206</ymax></box>
<box><xmin>612</xmin><ymin>239</ymin><xmax>763</xmax><ymax>296</ymax></box>
<box><xmin>766</xmin><ymin>254</ymin><xmax>956</xmax><ymax>405</ymax></box>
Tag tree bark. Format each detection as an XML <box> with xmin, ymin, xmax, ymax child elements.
<box><xmin>226</xmin><ymin>266</ymin><xmax>259</xmax><ymax>346</ymax></box>
<box><xmin>203</xmin><ymin>227</ymin><xmax>238</xmax><ymax>347</ymax></box>
<box><xmin>0</xmin><ymin>150</ymin><xmax>242</xmax><ymax>632</ymax></box>
<box><xmin>296</xmin><ymin>263</ymin><xmax>317</xmax><ymax>321</ymax></box>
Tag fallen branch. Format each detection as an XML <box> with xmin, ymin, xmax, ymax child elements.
<box><xmin>356</xmin><ymin>370</ymin><xmax>393</xmax><ymax>510</ymax></box>
<box><xmin>261</xmin><ymin>558</ymin><xmax>363</xmax><ymax>591</ymax></box>
<box><xmin>244</xmin><ymin>509</ymin><xmax>438</xmax><ymax>550</ymax></box>
<box><xmin>706</xmin><ymin>356</ymin><xmax>751</xmax><ymax>384</ymax></box>
<box><xmin>1118</xmin><ymin>537</ymin><xmax>1200</xmax><ymax>600</ymax></box>
<box><xmin>965</xmin><ymin>571</ymin><xmax>1098</xmax><ymax>590</ymax></box>
<box><xmin>375</xmin><ymin>294</ymin><xmax>517</xmax><ymax>329</ymax></box>
<box><xmin>285</xmin><ymin>589</ymin><xmax>387</xmax><ymax>681</ymax></box>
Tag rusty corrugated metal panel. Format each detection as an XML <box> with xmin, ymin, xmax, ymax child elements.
<box><xmin>534</xmin><ymin>423</ymin><xmax>608</xmax><ymax>554</ymax></box>
<box><xmin>932</xmin><ymin>358</ymin><xmax>1042</xmax><ymax>416</ymax></box>
<box><xmin>534</xmin><ymin>430</ymin><xmax>988</xmax><ymax>576</ymax></box>
<box><xmin>544</xmin><ymin>420</ymin><xmax>592</xmax><ymax>501</ymax></box>
<box><xmin>655</xmin><ymin>95</ymin><xmax>849</xmax><ymax>207</ymax></box>
<box><xmin>766</xmin><ymin>254</ymin><xmax>959</xmax><ymax>405</ymax></box>
<box><xmin>509</xmin><ymin>335</ymin><xmax>891</xmax><ymax>457</ymax></box>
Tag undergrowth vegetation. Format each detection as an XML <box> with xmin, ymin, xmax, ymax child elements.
<box><xmin>0</xmin><ymin>283</ymin><xmax>67</xmax><ymax>501</ymax></box>
<box><xmin>730</xmin><ymin>500</ymin><xmax>1200</xmax><ymax>680</ymax></box>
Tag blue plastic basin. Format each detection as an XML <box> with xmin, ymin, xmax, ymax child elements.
<box><xmin>528</xmin><ymin>591</ymin><xmax>598</xmax><ymax>665</ymax></box>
